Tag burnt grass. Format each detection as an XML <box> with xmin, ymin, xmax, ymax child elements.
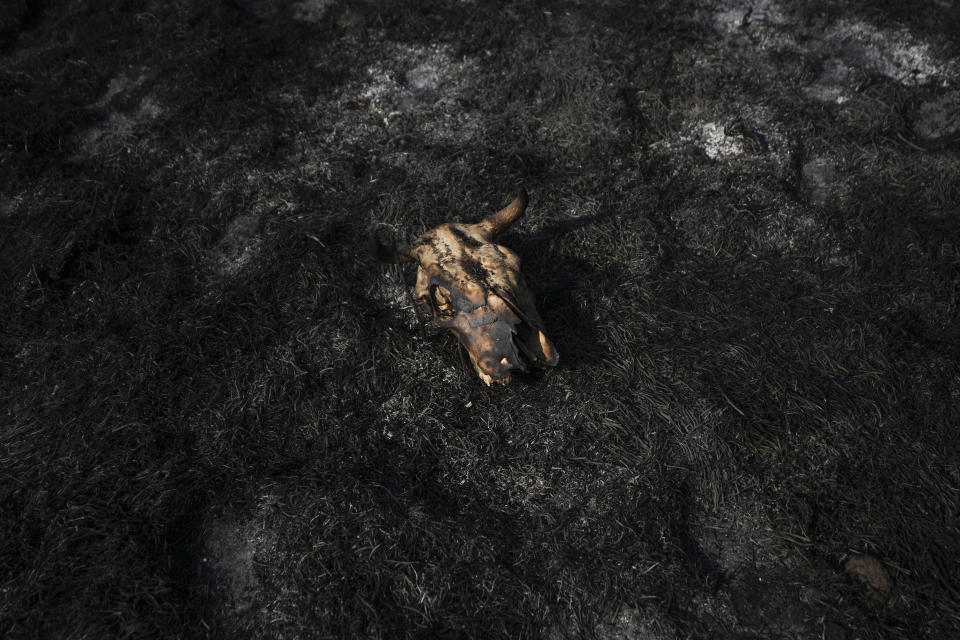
<box><xmin>2</xmin><ymin>1</ymin><xmax>959</xmax><ymax>638</ymax></box>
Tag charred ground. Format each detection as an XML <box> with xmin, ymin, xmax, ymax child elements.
<box><xmin>1</xmin><ymin>1</ymin><xmax>959</xmax><ymax>639</ymax></box>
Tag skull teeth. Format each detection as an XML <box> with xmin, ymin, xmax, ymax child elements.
<box><xmin>475</xmin><ymin>364</ymin><xmax>511</xmax><ymax>386</ymax></box>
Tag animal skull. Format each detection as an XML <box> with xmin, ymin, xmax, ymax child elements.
<box><xmin>377</xmin><ymin>192</ymin><xmax>558</xmax><ymax>385</ymax></box>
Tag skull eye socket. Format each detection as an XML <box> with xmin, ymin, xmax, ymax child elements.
<box><xmin>430</xmin><ymin>285</ymin><xmax>455</xmax><ymax>320</ymax></box>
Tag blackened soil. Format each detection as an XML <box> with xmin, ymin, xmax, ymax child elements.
<box><xmin>1</xmin><ymin>1</ymin><xmax>959</xmax><ymax>639</ymax></box>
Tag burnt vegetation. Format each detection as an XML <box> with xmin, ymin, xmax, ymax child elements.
<box><xmin>1</xmin><ymin>1</ymin><xmax>959</xmax><ymax>639</ymax></box>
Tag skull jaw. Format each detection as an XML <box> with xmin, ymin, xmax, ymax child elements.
<box><xmin>440</xmin><ymin>303</ymin><xmax>527</xmax><ymax>386</ymax></box>
<box><xmin>420</xmin><ymin>277</ymin><xmax>556</xmax><ymax>386</ymax></box>
<box><xmin>468</xmin><ymin>350</ymin><xmax>518</xmax><ymax>386</ymax></box>
<box><xmin>474</xmin><ymin>363</ymin><xmax>511</xmax><ymax>386</ymax></box>
<box><xmin>464</xmin><ymin>323</ymin><xmax>559</xmax><ymax>386</ymax></box>
<box><xmin>457</xmin><ymin>328</ymin><xmax>527</xmax><ymax>386</ymax></box>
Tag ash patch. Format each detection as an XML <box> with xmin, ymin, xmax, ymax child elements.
<box><xmin>802</xmin><ymin>20</ymin><xmax>956</xmax><ymax>103</ymax></box>
<box><xmin>690</xmin><ymin>122</ymin><xmax>745</xmax><ymax>160</ymax></box>
<box><xmin>814</xmin><ymin>20</ymin><xmax>948</xmax><ymax>87</ymax></box>
<box><xmin>356</xmin><ymin>43</ymin><xmax>480</xmax><ymax>140</ymax></box>
<box><xmin>663</xmin><ymin>104</ymin><xmax>791</xmax><ymax>170</ymax></box>
<box><xmin>703</xmin><ymin>3</ymin><xmax>957</xmax><ymax>105</ymax></box>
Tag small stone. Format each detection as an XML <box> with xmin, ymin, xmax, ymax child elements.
<box><xmin>844</xmin><ymin>554</ymin><xmax>893</xmax><ymax>603</ymax></box>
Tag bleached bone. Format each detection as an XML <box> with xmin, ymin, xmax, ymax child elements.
<box><xmin>376</xmin><ymin>192</ymin><xmax>558</xmax><ymax>385</ymax></box>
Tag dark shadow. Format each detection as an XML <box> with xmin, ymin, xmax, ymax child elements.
<box><xmin>0</xmin><ymin>0</ymin><xmax>46</xmax><ymax>53</ymax></box>
<box><xmin>672</xmin><ymin>484</ymin><xmax>732</xmax><ymax>592</ymax></box>
<box><xmin>521</xmin><ymin>248</ymin><xmax>608</xmax><ymax>370</ymax></box>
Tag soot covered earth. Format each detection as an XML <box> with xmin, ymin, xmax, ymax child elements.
<box><xmin>1</xmin><ymin>1</ymin><xmax>959</xmax><ymax>638</ymax></box>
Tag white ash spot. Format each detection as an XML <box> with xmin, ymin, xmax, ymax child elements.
<box><xmin>913</xmin><ymin>91</ymin><xmax>960</xmax><ymax>140</ymax></box>
<box><xmin>692</xmin><ymin>122</ymin><xmax>744</xmax><ymax>160</ymax></box>
<box><xmin>291</xmin><ymin>0</ymin><xmax>334</xmax><ymax>22</ymax></box>
<box><xmin>657</xmin><ymin>106</ymin><xmax>790</xmax><ymax>173</ymax></box>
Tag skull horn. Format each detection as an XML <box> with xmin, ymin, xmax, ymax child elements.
<box><xmin>476</xmin><ymin>191</ymin><xmax>528</xmax><ymax>239</ymax></box>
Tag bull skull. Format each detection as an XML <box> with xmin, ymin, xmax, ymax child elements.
<box><xmin>377</xmin><ymin>192</ymin><xmax>559</xmax><ymax>385</ymax></box>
